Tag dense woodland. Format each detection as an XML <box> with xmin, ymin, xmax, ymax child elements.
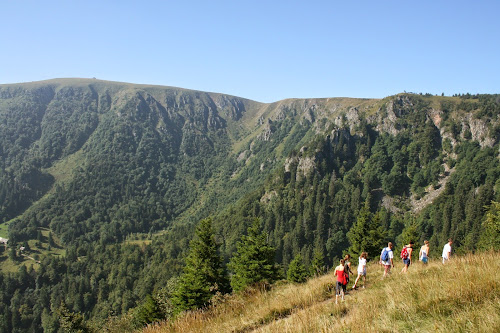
<box><xmin>0</xmin><ymin>80</ymin><xmax>499</xmax><ymax>332</ymax></box>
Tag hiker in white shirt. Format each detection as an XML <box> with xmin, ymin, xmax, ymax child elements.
<box><xmin>442</xmin><ymin>238</ymin><xmax>452</xmax><ymax>264</ymax></box>
<box><xmin>380</xmin><ymin>242</ymin><xmax>394</xmax><ymax>278</ymax></box>
<box><xmin>352</xmin><ymin>252</ymin><xmax>367</xmax><ymax>289</ymax></box>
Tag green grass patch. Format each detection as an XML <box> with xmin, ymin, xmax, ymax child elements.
<box><xmin>124</xmin><ymin>239</ymin><xmax>152</xmax><ymax>247</ymax></box>
<box><xmin>45</xmin><ymin>149</ymin><xmax>84</xmax><ymax>185</ymax></box>
<box><xmin>0</xmin><ymin>222</ymin><xmax>10</xmax><ymax>238</ymax></box>
<box><xmin>0</xmin><ymin>227</ymin><xmax>66</xmax><ymax>273</ymax></box>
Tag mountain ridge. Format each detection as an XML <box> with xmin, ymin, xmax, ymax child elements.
<box><xmin>0</xmin><ymin>78</ymin><xmax>498</xmax><ymax>331</ymax></box>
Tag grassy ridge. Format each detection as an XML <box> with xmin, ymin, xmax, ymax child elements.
<box><xmin>140</xmin><ymin>252</ymin><xmax>499</xmax><ymax>333</ymax></box>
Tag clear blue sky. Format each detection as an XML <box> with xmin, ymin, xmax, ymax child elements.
<box><xmin>1</xmin><ymin>1</ymin><xmax>499</xmax><ymax>102</ymax></box>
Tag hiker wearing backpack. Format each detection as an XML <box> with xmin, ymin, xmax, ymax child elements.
<box><xmin>344</xmin><ymin>254</ymin><xmax>354</xmax><ymax>288</ymax></box>
<box><xmin>380</xmin><ymin>242</ymin><xmax>394</xmax><ymax>278</ymax></box>
<box><xmin>400</xmin><ymin>241</ymin><xmax>414</xmax><ymax>273</ymax></box>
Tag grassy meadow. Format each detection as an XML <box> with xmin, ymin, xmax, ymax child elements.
<box><xmin>0</xmin><ymin>227</ymin><xmax>66</xmax><ymax>273</ymax></box>
<box><xmin>139</xmin><ymin>252</ymin><xmax>499</xmax><ymax>333</ymax></box>
<box><xmin>0</xmin><ymin>221</ymin><xmax>9</xmax><ymax>238</ymax></box>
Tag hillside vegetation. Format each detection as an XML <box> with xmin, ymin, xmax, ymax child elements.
<box><xmin>141</xmin><ymin>253</ymin><xmax>500</xmax><ymax>333</ymax></box>
<box><xmin>0</xmin><ymin>79</ymin><xmax>499</xmax><ymax>331</ymax></box>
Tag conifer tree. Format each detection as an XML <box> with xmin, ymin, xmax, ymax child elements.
<box><xmin>347</xmin><ymin>205</ymin><xmax>371</xmax><ymax>258</ymax></box>
<box><xmin>366</xmin><ymin>210</ymin><xmax>388</xmax><ymax>257</ymax></box>
<box><xmin>478</xmin><ymin>201</ymin><xmax>500</xmax><ymax>250</ymax></box>
<box><xmin>287</xmin><ymin>254</ymin><xmax>308</xmax><ymax>283</ymax></box>
<box><xmin>310</xmin><ymin>249</ymin><xmax>326</xmax><ymax>277</ymax></box>
<box><xmin>133</xmin><ymin>295</ymin><xmax>162</xmax><ymax>327</ymax></box>
<box><xmin>400</xmin><ymin>218</ymin><xmax>419</xmax><ymax>248</ymax></box>
<box><xmin>56</xmin><ymin>303</ymin><xmax>89</xmax><ymax>333</ymax></box>
<box><xmin>171</xmin><ymin>218</ymin><xmax>229</xmax><ymax>315</ymax></box>
<box><xmin>347</xmin><ymin>203</ymin><xmax>386</xmax><ymax>260</ymax></box>
<box><xmin>229</xmin><ymin>219</ymin><xmax>280</xmax><ymax>292</ymax></box>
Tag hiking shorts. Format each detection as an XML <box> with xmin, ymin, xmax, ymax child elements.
<box><xmin>336</xmin><ymin>281</ymin><xmax>344</xmax><ymax>294</ymax></box>
<box><xmin>403</xmin><ymin>258</ymin><xmax>411</xmax><ymax>266</ymax></box>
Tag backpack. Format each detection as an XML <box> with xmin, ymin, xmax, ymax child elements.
<box><xmin>381</xmin><ymin>248</ymin><xmax>389</xmax><ymax>262</ymax></box>
<box><xmin>401</xmin><ymin>246</ymin><xmax>409</xmax><ymax>259</ymax></box>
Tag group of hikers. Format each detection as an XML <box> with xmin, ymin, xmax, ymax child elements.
<box><xmin>333</xmin><ymin>238</ymin><xmax>453</xmax><ymax>303</ymax></box>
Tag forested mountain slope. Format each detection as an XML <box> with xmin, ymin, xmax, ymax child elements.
<box><xmin>0</xmin><ymin>79</ymin><xmax>498</xmax><ymax>331</ymax></box>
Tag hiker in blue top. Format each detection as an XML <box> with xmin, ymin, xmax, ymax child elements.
<box><xmin>380</xmin><ymin>242</ymin><xmax>394</xmax><ymax>278</ymax></box>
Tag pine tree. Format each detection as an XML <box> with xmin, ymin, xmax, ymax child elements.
<box><xmin>347</xmin><ymin>204</ymin><xmax>387</xmax><ymax>260</ymax></box>
<box><xmin>48</xmin><ymin>232</ymin><xmax>56</xmax><ymax>248</ymax></box>
<box><xmin>229</xmin><ymin>219</ymin><xmax>280</xmax><ymax>292</ymax></box>
<box><xmin>366</xmin><ymin>210</ymin><xmax>388</xmax><ymax>258</ymax></box>
<box><xmin>399</xmin><ymin>213</ymin><xmax>419</xmax><ymax>248</ymax></box>
<box><xmin>310</xmin><ymin>249</ymin><xmax>326</xmax><ymax>277</ymax></box>
<box><xmin>287</xmin><ymin>254</ymin><xmax>308</xmax><ymax>283</ymax></box>
<box><xmin>133</xmin><ymin>295</ymin><xmax>162</xmax><ymax>327</ymax></box>
<box><xmin>171</xmin><ymin>218</ymin><xmax>229</xmax><ymax>315</ymax></box>
<box><xmin>56</xmin><ymin>303</ymin><xmax>89</xmax><ymax>333</ymax></box>
<box><xmin>478</xmin><ymin>201</ymin><xmax>500</xmax><ymax>250</ymax></box>
<box><xmin>347</xmin><ymin>205</ymin><xmax>371</xmax><ymax>258</ymax></box>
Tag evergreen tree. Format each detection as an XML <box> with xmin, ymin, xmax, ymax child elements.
<box><xmin>133</xmin><ymin>295</ymin><xmax>162</xmax><ymax>327</ymax></box>
<box><xmin>400</xmin><ymin>221</ymin><xmax>419</xmax><ymax>247</ymax></box>
<box><xmin>56</xmin><ymin>303</ymin><xmax>89</xmax><ymax>333</ymax></box>
<box><xmin>347</xmin><ymin>204</ymin><xmax>387</xmax><ymax>260</ymax></box>
<box><xmin>478</xmin><ymin>201</ymin><xmax>500</xmax><ymax>250</ymax></box>
<box><xmin>309</xmin><ymin>249</ymin><xmax>326</xmax><ymax>277</ymax></box>
<box><xmin>287</xmin><ymin>254</ymin><xmax>308</xmax><ymax>283</ymax></box>
<box><xmin>366</xmin><ymin>210</ymin><xmax>388</xmax><ymax>257</ymax></box>
<box><xmin>347</xmin><ymin>205</ymin><xmax>371</xmax><ymax>258</ymax></box>
<box><xmin>171</xmin><ymin>218</ymin><xmax>229</xmax><ymax>315</ymax></box>
<box><xmin>48</xmin><ymin>232</ymin><xmax>56</xmax><ymax>248</ymax></box>
<box><xmin>8</xmin><ymin>247</ymin><xmax>17</xmax><ymax>262</ymax></box>
<box><xmin>229</xmin><ymin>219</ymin><xmax>280</xmax><ymax>292</ymax></box>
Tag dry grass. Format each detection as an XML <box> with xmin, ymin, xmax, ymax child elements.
<box><xmin>142</xmin><ymin>275</ymin><xmax>334</xmax><ymax>333</ymax></box>
<box><xmin>142</xmin><ymin>253</ymin><xmax>500</xmax><ymax>333</ymax></box>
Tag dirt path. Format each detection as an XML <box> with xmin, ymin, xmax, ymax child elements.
<box><xmin>248</xmin><ymin>285</ymin><xmax>360</xmax><ymax>332</ymax></box>
<box><xmin>21</xmin><ymin>253</ymin><xmax>41</xmax><ymax>264</ymax></box>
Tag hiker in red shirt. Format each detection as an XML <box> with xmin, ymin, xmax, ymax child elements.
<box><xmin>334</xmin><ymin>259</ymin><xmax>347</xmax><ymax>304</ymax></box>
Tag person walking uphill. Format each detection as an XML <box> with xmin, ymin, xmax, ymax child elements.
<box><xmin>352</xmin><ymin>252</ymin><xmax>367</xmax><ymax>289</ymax></box>
<box><xmin>442</xmin><ymin>239</ymin><xmax>452</xmax><ymax>264</ymax></box>
<box><xmin>419</xmin><ymin>240</ymin><xmax>430</xmax><ymax>264</ymax></box>
<box><xmin>400</xmin><ymin>241</ymin><xmax>414</xmax><ymax>273</ymax></box>
<box><xmin>344</xmin><ymin>254</ymin><xmax>354</xmax><ymax>288</ymax></box>
<box><xmin>380</xmin><ymin>242</ymin><xmax>394</xmax><ymax>278</ymax></box>
<box><xmin>334</xmin><ymin>259</ymin><xmax>347</xmax><ymax>304</ymax></box>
